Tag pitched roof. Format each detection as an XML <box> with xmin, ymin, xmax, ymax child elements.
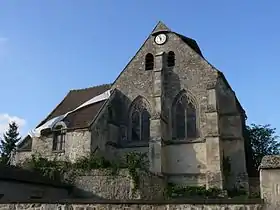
<box><xmin>175</xmin><ymin>33</ymin><xmax>203</xmax><ymax>57</ymax></box>
<box><xmin>37</xmin><ymin>84</ymin><xmax>111</xmax><ymax>129</ymax></box>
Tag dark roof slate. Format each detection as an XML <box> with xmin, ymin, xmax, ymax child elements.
<box><xmin>37</xmin><ymin>84</ymin><xmax>111</xmax><ymax>129</ymax></box>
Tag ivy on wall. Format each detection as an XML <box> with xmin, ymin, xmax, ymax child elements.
<box><xmin>20</xmin><ymin>151</ymin><xmax>148</xmax><ymax>191</ymax></box>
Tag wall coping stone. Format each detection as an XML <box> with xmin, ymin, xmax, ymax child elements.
<box><xmin>260</xmin><ymin>155</ymin><xmax>280</xmax><ymax>169</ymax></box>
<box><xmin>0</xmin><ymin>198</ymin><xmax>263</xmax><ymax>205</ymax></box>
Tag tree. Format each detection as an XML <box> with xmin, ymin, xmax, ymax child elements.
<box><xmin>245</xmin><ymin>124</ymin><xmax>280</xmax><ymax>175</ymax></box>
<box><xmin>0</xmin><ymin>122</ymin><xmax>21</xmax><ymax>165</ymax></box>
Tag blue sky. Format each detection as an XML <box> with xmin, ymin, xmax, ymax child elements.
<box><xmin>0</xmin><ymin>1</ymin><xmax>279</xmax><ymax>136</ymax></box>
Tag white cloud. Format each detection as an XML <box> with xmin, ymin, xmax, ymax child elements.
<box><xmin>0</xmin><ymin>113</ymin><xmax>27</xmax><ymax>137</ymax></box>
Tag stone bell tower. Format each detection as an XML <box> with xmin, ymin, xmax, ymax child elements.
<box><xmin>148</xmin><ymin>22</ymin><xmax>170</xmax><ymax>174</ymax></box>
<box><xmin>149</xmin><ymin>51</ymin><xmax>165</xmax><ymax>174</ymax></box>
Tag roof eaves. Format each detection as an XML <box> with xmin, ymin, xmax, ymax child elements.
<box><xmin>217</xmin><ymin>71</ymin><xmax>246</xmax><ymax>117</ymax></box>
<box><xmin>36</xmin><ymin>84</ymin><xmax>112</xmax><ymax>129</ymax></box>
<box><xmin>36</xmin><ymin>90</ymin><xmax>72</xmax><ymax>128</ymax></box>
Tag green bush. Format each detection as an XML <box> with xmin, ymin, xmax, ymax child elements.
<box><xmin>166</xmin><ymin>183</ymin><xmax>223</xmax><ymax>198</ymax></box>
<box><xmin>20</xmin><ymin>151</ymin><xmax>148</xmax><ymax>190</ymax></box>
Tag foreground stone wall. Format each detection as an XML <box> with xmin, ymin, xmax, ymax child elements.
<box><xmin>0</xmin><ymin>181</ymin><xmax>69</xmax><ymax>201</ymax></box>
<box><xmin>0</xmin><ymin>202</ymin><xmax>263</xmax><ymax>210</ymax></box>
<box><xmin>260</xmin><ymin>155</ymin><xmax>280</xmax><ymax>210</ymax></box>
<box><xmin>71</xmin><ymin>169</ymin><xmax>165</xmax><ymax>200</ymax></box>
<box><xmin>249</xmin><ymin>177</ymin><xmax>260</xmax><ymax>195</ymax></box>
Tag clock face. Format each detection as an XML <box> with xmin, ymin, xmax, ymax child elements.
<box><xmin>155</xmin><ymin>33</ymin><xmax>167</xmax><ymax>45</ymax></box>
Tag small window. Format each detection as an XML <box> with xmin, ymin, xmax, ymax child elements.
<box><xmin>167</xmin><ymin>51</ymin><xmax>175</xmax><ymax>67</ymax></box>
<box><xmin>52</xmin><ymin>125</ymin><xmax>65</xmax><ymax>151</ymax></box>
<box><xmin>145</xmin><ymin>53</ymin><xmax>154</xmax><ymax>70</ymax></box>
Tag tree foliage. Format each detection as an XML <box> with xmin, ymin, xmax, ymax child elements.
<box><xmin>245</xmin><ymin>124</ymin><xmax>280</xmax><ymax>174</ymax></box>
<box><xmin>0</xmin><ymin>121</ymin><xmax>21</xmax><ymax>165</ymax></box>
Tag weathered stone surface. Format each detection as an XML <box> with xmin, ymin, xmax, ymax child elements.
<box><xmin>71</xmin><ymin>169</ymin><xmax>165</xmax><ymax>200</ymax></box>
<box><xmin>15</xmin><ymin>130</ymin><xmax>91</xmax><ymax>164</ymax></box>
<box><xmin>0</xmin><ymin>180</ymin><xmax>69</xmax><ymax>201</ymax></box>
<box><xmin>0</xmin><ymin>203</ymin><xmax>264</xmax><ymax>210</ymax></box>
<box><xmin>260</xmin><ymin>159</ymin><xmax>280</xmax><ymax>209</ymax></box>
<box><xmin>260</xmin><ymin>155</ymin><xmax>280</xmax><ymax>169</ymax></box>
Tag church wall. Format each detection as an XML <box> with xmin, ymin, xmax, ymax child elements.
<box><xmin>111</xmin><ymin>30</ymin><xmax>228</xmax><ymax>187</ymax></box>
<box><xmin>89</xmin><ymin>93</ymin><xmax>131</xmax><ymax>161</ymax></box>
<box><xmin>163</xmin><ymin>143</ymin><xmax>206</xmax><ymax>174</ymax></box>
<box><xmin>30</xmin><ymin>130</ymin><xmax>91</xmax><ymax>162</ymax></box>
<box><xmin>14</xmin><ymin>151</ymin><xmax>32</xmax><ymax>165</ymax></box>
<box><xmin>216</xmin><ymin>77</ymin><xmax>248</xmax><ymax>189</ymax></box>
<box><xmin>156</xmin><ymin>32</ymin><xmax>224</xmax><ymax>188</ymax></box>
<box><xmin>90</xmin><ymin>107</ymin><xmax>110</xmax><ymax>154</ymax></box>
<box><xmin>110</xmin><ymin>31</ymin><xmax>157</xmax><ymax>167</ymax></box>
<box><xmin>162</xmin><ymin>142</ymin><xmax>207</xmax><ymax>186</ymax></box>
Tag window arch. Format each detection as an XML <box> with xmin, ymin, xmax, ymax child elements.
<box><xmin>172</xmin><ymin>91</ymin><xmax>197</xmax><ymax>140</ymax></box>
<box><xmin>145</xmin><ymin>53</ymin><xmax>154</xmax><ymax>70</ymax></box>
<box><xmin>167</xmin><ymin>51</ymin><xmax>175</xmax><ymax>67</ymax></box>
<box><xmin>52</xmin><ymin>124</ymin><xmax>66</xmax><ymax>151</ymax></box>
<box><xmin>129</xmin><ymin>96</ymin><xmax>151</xmax><ymax>142</ymax></box>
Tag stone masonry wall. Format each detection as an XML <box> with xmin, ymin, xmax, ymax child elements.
<box><xmin>111</xmin><ymin>23</ymin><xmax>225</xmax><ymax>188</ymax></box>
<box><xmin>14</xmin><ymin>151</ymin><xmax>32</xmax><ymax>165</ymax></box>
<box><xmin>70</xmin><ymin>169</ymin><xmax>165</xmax><ymax>200</ymax></box>
<box><xmin>216</xmin><ymin>76</ymin><xmax>248</xmax><ymax>190</ymax></box>
<box><xmin>0</xmin><ymin>203</ymin><xmax>263</xmax><ymax>210</ymax></box>
<box><xmin>260</xmin><ymin>155</ymin><xmax>280</xmax><ymax>210</ymax></box>
<box><xmin>0</xmin><ymin>180</ymin><xmax>69</xmax><ymax>201</ymax></box>
<box><xmin>25</xmin><ymin>130</ymin><xmax>91</xmax><ymax>163</ymax></box>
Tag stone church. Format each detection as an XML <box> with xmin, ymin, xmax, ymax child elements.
<box><xmin>15</xmin><ymin>22</ymin><xmax>249</xmax><ymax>190</ymax></box>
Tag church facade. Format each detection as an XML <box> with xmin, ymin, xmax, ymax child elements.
<box><xmin>15</xmin><ymin>22</ymin><xmax>249</xmax><ymax>190</ymax></box>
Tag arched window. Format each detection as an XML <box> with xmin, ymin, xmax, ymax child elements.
<box><xmin>167</xmin><ymin>51</ymin><xmax>175</xmax><ymax>67</ymax></box>
<box><xmin>129</xmin><ymin>96</ymin><xmax>151</xmax><ymax>142</ymax></box>
<box><xmin>187</xmin><ymin>102</ymin><xmax>197</xmax><ymax>138</ymax></box>
<box><xmin>52</xmin><ymin>125</ymin><xmax>66</xmax><ymax>151</ymax></box>
<box><xmin>145</xmin><ymin>53</ymin><xmax>154</xmax><ymax>70</ymax></box>
<box><xmin>172</xmin><ymin>92</ymin><xmax>197</xmax><ymax>140</ymax></box>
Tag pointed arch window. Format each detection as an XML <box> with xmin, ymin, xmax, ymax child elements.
<box><xmin>167</xmin><ymin>51</ymin><xmax>175</xmax><ymax>67</ymax></box>
<box><xmin>145</xmin><ymin>53</ymin><xmax>154</xmax><ymax>70</ymax></box>
<box><xmin>172</xmin><ymin>92</ymin><xmax>197</xmax><ymax>140</ymax></box>
<box><xmin>129</xmin><ymin>97</ymin><xmax>151</xmax><ymax>142</ymax></box>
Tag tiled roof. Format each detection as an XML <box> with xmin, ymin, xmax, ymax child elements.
<box><xmin>37</xmin><ymin>84</ymin><xmax>111</xmax><ymax>129</ymax></box>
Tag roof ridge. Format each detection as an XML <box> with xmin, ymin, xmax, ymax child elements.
<box><xmin>69</xmin><ymin>83</ymin><xmax>112</xmax><ymax>92</ymax></box>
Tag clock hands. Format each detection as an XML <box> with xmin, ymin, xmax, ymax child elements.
<box><xmin>155</xmin><ymin>34</ymin><xmax>167</xmax><ymax>45</ymax></box>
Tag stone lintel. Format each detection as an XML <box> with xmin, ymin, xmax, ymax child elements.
<box><xmin>219</xmin><ymin>112</ymin><xmax>243</xmax><ymax>117</ymax></box>
<box><xmin>155</xmin><ymin>52</ymin><xmax>164</xmax><ymax>56</ymax></box>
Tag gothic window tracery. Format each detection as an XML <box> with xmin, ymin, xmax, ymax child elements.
<box><xmin>172</xmin><ymin>91</ymin><xmax>197</xmax><ymax>140</ymax></box>
<box><xmin>129</xmin><ymin>96</ymin><xmax>151</xmax><ymax>142</ymax></box>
